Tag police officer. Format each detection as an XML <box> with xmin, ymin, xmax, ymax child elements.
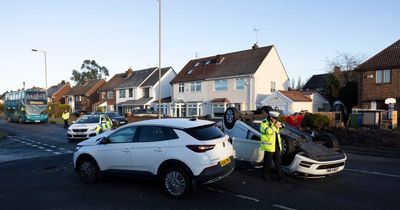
<box><xmin>260</xmin><ymin>111</ymin><xmax>286</xmax><ymax>182</ymax></box>
<box><xmin>62</xmin><ymin>109</ymin><xmax>70</xmax><ymax>129</ymax></box>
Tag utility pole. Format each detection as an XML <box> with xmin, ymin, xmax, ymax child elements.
<box><xmin>158</xmin><ymin>0</ymin><xmax>162</xmax><ymax>119</ymax></box>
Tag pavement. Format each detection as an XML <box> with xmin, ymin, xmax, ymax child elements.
<box><xmin>1</xmin><ymin>119</ymin><xmax>400</xmax><ymax>209</ymax></box>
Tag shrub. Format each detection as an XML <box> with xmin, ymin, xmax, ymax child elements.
<box><xmin>96</xmin><ymin>106</ymin><xmax>105</xmax><ymax>113</ymax></box>
<box><xmin>301</xmin><ymin>113</ymin><xmax>330</xmax><ymax>130</ymax></box>
<box><xmin>49</xmin><ymin>103</ymin><xmax>70</xmax><ymax>118</ymax></box>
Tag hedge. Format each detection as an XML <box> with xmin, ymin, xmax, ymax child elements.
<box><xmin>301</xmin><ymin>113</ymin><xmax>330</xmax><ymax>130</ymax></box>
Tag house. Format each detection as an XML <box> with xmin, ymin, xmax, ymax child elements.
<box><xmin>47</xmin><ymin>81</ymin><xmax>71</xmax><ymax>104</ymax></box>
<box><xmin>115</xmin><ymin>67</ymin><xmax>176</xmax><ymax>115</ymax></box>
<box><xmin>93</xmin><ymin>68</ymin><xmax>133</xmax><ymax>112</ymax></box>
<box><xmin>64</xmin><ymin>79</ymin><xmax>106</xmax><ymax>112</ymax></box>
<box><xmin>0</xmin><ymin>91</ymin><xmax>8</xmax><ymax>104</ymax></box>
<box><xmin>260</xmin><ymin>91</ymin><xmax>313</xmax><ymax>114</ymax></box>
<box><xmin>169</xmin><ymin>44</ymin><xmax>289</xmax><ymax>118</ymax></box>
<box><xmin>356</xmin><ymin>39</ymin><xmax>400</xmax><ymax>112</ymax></box>
<box><xmin>303</xmin><ymin>73</ymin><xmax>330</xmax><ymax>92</ymax></box>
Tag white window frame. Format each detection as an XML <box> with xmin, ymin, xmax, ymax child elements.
<box><xmin>383</xmin><ymin>69</ymin><xmax>391</xmax><ymax>83</ymax></box>
<box><xmin>108</xmin><ymin>91</ymin><xmax>114</xmax><ymax>99</ymax></box>
<box><xmin>178</xmin><ymin>83</ymin><xmax>185</xmax><ymax>93</ymax></box>
<box><xmin>190</xmin><ymin>81</ymin><xmax>201</xmax><ymax>92</ymax></box>
<box><xmin>119</xmin><ymin>89</ymin><xmax>126</xmax><ymax>98</ymax></box>
<box><xmin>235</xmin><ymin>78</ymin><xmax>244</xmax><ymax>90</ymax></box>
<box><xmin>215</xmin><ymin>79</ymin><xmax>228</xmax><ymax>91</ymax></box>
<box><xmin>270</xmin><ymin>81</ymin><xmax>276</xmax><ymax>92</ymax></box>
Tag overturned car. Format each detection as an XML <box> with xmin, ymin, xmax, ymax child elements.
<box><xmin>223</xmin><ymin>107</ymin><xmax>346</xmax><ymax>178</ymax></box>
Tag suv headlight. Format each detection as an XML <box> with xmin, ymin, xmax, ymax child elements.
<box><xmin>89</xmin><ymin>126</ymin><xmax>97</xmax><ymax>131</ymax></box>
<box><xmin>75</xmin><ymin>146</ymin><xmax>82</xmax><ymax>152</ymax></box>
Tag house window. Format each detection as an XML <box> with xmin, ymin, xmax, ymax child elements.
<box><xmin>383</xmin><ymin>69</ymin><xmax>391</xmax><ymax>83</ymax></box>
<box><xmin>215</xmin><ymin>79</ymin><xmax>228</xmax><ymax>91</ymax></box>
<box><xmin>376</xmin><ymin>70</ymin><xmax>382</xmax><ymax>83</ymax></box>
<box><xmin>187</xmin><ymin>69</ymin><xmax>193</xmax><ymax>75</ymax></box>
<box><xmin>178</xmin><ymin>83</ymin><xmax>185</xmax><ymax>93</ymax></box>
<box><xmin>101</xmin><ymin>92</ymin><xmax>106</xmax><ymax>99</ymax></box>
<box><xmin>119</xmin><ymin>89</ymin><xmax>126</xmax><ymax>98</ymax></box>
<box><xmin>187</xmin><ymin>104</ymin><xmax>200</xmax><ymax>117</ymax></box>
<box><xmin>194</xmin><ymin>62</ymin><xmax>200</xmax><ymax>67</ymax></box>
<box><xmin>108</xmin><ymin>91</ymin><xmax>114</xmax><ymax>99</ymax></box>
<box><xmin>236</xmin><ymin>78</ymin><xmax>244</xmax><ymax>90</ymax></box>
<box><xmin>212</xmin><ymin>104</ymin><xmax>225</xmax><ymax>118</ymax></box>
<box><xmin>143</xmin><ymin>88</ymin><xmax>150</xmax><ymax>98</ymax></box>
<box><xmin>270</xmin><ymin>81</ymin><xmax>276</xmax><ymax>92</ymax></box>
<box><xmin>190</xmin><ymin>81</ymin><xmax>201</xmax><ymax>92</ymax></box>
<box><xmin>204</xmin><ymin>60</ymin><xmax>211</xmax><ymax>65</ymax></box>
<box><xmin>129</xmin><ymin>88</ymin><xmax>133</xmax><ymax>98</ymax></box>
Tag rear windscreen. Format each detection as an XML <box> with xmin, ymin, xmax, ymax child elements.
<box><xmin>184</xmin><ymin>124</ymin><xmax>225</xmax><ymax>140</ymax></box>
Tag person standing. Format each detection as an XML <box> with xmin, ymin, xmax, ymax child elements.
<box><xmin>62</xmin><ymin>109</ymin><xmax>70</xmax><ymax>129</ymax></box>
<box><xmin>260</xmin><ymin>111</ymin><xmax>286</xmax><ymax>182</ymax></box>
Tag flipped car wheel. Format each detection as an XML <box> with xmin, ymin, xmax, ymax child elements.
<box><xmin>78</xmin><ymin>158</ymin><xmax>100</xmax><ymax>184</ymax></box>
<box><xmin>314</xmin><ymin>133</ymin><xmax>339</xmax><ymax>150</ymax></box>
<box><xmin>280</xmin><ymin>136</ymin><xmax>295</xmax><ymax>156</ymax></box>
<box><xmin>223</xmin><ymin>107</ymin><xmax>240</xmax><ymax>130</ymax></box>
<box><xmin>162</xmin><ymin>167</ymin><xmax>192</xmax><ymax>199</ymax></box>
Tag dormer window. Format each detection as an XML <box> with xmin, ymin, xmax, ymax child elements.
<box><xmin>204</xmin><ymin>60</ymin><xmax>211</xmax><ymax>65</ymax></box>
<box><xmin>187</xmin><ymin>69</ymin><xmax>194</xmax><ymax>75</ymax></box>
<box><xmin>194</xmin><ymin>62</ymin><xmax>200</xmax><ymax>67</ymax></box>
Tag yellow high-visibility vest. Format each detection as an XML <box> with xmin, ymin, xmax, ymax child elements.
<box><xmin>259</xmin><ymin>119</ymin><xmax>284</xmax><ymax>152</ymax></box>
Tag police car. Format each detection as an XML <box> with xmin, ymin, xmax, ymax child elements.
<box><xmin>67</xmin><ymin>114</ymin><xmax>113</xmax><ymax>140</ymax></box>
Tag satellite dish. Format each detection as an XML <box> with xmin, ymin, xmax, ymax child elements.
<box><xmin>385</xmin><ymin>98</ymin><xmax>396</xmax><ymax>104</ymax></box>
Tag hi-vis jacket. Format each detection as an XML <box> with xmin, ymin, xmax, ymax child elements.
<box><xmin>259</xmin><ymin>119</ymin><xmax>285</xmax><ymax>152</ymax></box>
<box><xmin>95</xmin><ymin>120</ymin><xmax>112</xmax><ymax>133</ymax></box>
<box><xmin>62</xmin><ymin>112</ymin><xmax>70</xmax><ymax>120</ymax></box>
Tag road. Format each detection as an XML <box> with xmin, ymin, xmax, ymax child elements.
<box><xmin>0</xmin><ymin>119</ymin><xmax>399</xmax><ymax>210</ymax></box>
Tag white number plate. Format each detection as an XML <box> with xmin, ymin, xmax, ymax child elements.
<box><xmin>327</xmin><ymin>167</ymin><xmax>339</xmax><ymax>173</ymax></box>
<box><xmin>35</xmin><ymin>120</ymin><xmax>40</xmax><ymax>122</ymax></box>
<box><xmin>120</xmin><ymin>122</ymin><xmax>125</xmax><ymax>124</ymax></box>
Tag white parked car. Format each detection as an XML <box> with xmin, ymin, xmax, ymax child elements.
<box><xmin>73</xmin><ymin>118</ymin><xmax>235</xmax><ymax>198</ymax></box>
<box><xmin>67</xmin><ymin>114</ymin><xmax>113</xmax><ymax>140</ymax></box>
<box><xmin>223</xmin><ymin>107</ymin><xmax>347</xmax><ymax>178</ymax></box>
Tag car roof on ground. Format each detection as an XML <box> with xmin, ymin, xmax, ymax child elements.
<box><xmin>130</xmin><ymin>118</ymin><xmax>215</xmax><ymax>129</ymax></box>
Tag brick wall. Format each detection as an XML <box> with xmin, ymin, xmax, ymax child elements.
<box><xmin>359</xmin><ymin>68</ymin><xmax>400</xmax><ymax>111</ymax></box>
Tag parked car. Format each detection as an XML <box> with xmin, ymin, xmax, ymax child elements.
<box><xmin>131</xmin><ymin>109</ymin><xmax>158</xmax><ymax>117</ymax></box>
<box><xmin>67</xmin><ymin>114</ymin><xmax>113</xmax><ymax>141</ymax></box>
<box><xmin>72</xmin><ymin>110</ymin><xmax>87</xmax><ymax>117</ymax></box>
<box><xmin>223</xmin><ymin>107</ymin><xmax>346</xmax><ymax>178</ymax></box>
<box><xmin>105</xmin><ymin>112</ymin><xmax>128</xmax><ymax>127</ymax></box>
<box><xmin>73</xmin><ymin>118</ymin><xmax>235</xmax><ymax>198</ymax></box>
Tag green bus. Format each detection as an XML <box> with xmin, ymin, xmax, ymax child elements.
<box><xmin>4</xmin><ymin>89</ymin><xmax>48</xmax><ymax>123</ymax></box>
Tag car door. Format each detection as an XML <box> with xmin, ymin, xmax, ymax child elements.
<box><xmin>96</xmin><ymin>126</ymin><xmax>137</xmax><ymax>171</ymax></box>
<box><xmin>231</xmin><ymin>121</ymin><xmax>264</xmax><ymax>163</ymax></box>
<box><xmin>131</xmin><ymin>126</ymin><xmax>170</xmax><ymax>174</ymax></box>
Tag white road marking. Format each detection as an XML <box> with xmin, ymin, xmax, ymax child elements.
<box><xmin>38</xmin><ymin>146</ymin><xmax>45</xmax><ymax>149</ymax></box>
<box><xmin>272</xmin><ymin>204</ymin><xmax>297</xmax><ymax>210</ymax></box>
<box><xmin>345</xmin><ymin>168</ymin><xmax>400</xmax><ymax>178</ymax></box>
<box><xmin>53</xmin><ymin>152</ymin><xmax>62</xmax><ymax>155</ymax></box>
<box><xmin>45</xmin><ymin>149</ymin><xmax>53</xmax><ymax>152</ymax></box>
<box><xmin>50</xmin><ymin>145</ymin><xmax>56</xmax><ymax>148</ymax></box>
<box><xmin>235</xmin><ymin>194</ymin><xmax>259</xmax><ymax>202</ymax></box>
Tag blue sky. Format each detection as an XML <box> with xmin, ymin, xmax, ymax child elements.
<box><xmin>1</xmin><ymin>0</ymin><xmax>399</xmax><ymax>94</ymax></box>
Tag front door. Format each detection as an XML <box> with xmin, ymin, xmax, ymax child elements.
<box><xmin>96</xmin><ymin>126</ymin><xmax>137</xmax><ymax>171</ymax></box>
<box><xmin>230</xmin><ymin>121</ymin><xmax>264</xmax><ymax>163</ymax></box>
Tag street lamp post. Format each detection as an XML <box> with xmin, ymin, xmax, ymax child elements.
<box><xmin>158</xmin><ymin>0</ymin><xmax>162</xmax><ymax>119</ymax></box>
<box><xmin>31</xmin><ymin>49</ymin><xmax>48</xmax><ymax>96</ymax></box>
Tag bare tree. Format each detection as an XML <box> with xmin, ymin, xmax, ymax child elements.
<box><xmin>296</xmin><ymin>75</ymin><xmax>302</xmax><ymax>90</ymax></box>
<box><xmin>326</xmin><ymin>52</ymin><xmax>366</xmax><ymax>72</ymax></box>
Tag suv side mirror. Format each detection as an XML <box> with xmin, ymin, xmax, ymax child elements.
<box><xmin>100</xmin><ymin>137</ymin><xmax>110</xmax><ymax>144</ymax></box>
<box><xmin>72</xmin><ymin>121</ymin><xmax>75</xmax><ymax>124</ymax></box>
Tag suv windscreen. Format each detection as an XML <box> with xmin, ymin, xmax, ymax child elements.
<box><xmin>107</xmin><ymin>112</ymin><xmax>121</xmax><ymax>118</ymax></box>
<box><xmin>185</xmin><ymin>124</ymin><xmax>225</xmax><ymax>140</ymax></box>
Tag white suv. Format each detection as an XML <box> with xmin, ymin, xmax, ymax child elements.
<box><xmin>73</xmin><ymin>118</ymin><xmax>235</xmax><ymax>198</ymax></box>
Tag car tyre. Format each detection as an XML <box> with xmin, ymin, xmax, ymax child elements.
<box><xmin>223</xmin><ymin>107</ymin><xmax>240</xmax><ymax>130</ymax></box>
<box><xmin>162</xmin><ymin>167</ymin><xmax>192</xmax><ymax>199</ymax></box>
<box><xmin>78</xmin><ymin>158</ymin><xmax>100</xmax><ymax>184</ymax></box>
<box><xmin>280</xmin><ymin>136</ymin><xmax>295</xmax><ymax>156</ymax></box>
<box><xmin>314</xmin><ymin>133</ymin><xmax>339</xmax><ymax>149</ymax></box>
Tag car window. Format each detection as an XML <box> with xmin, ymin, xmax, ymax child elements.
<box><xmin>108</xmin><ymin>127</ymin><xmax>137</xmax><ymax>143</ymax></box>
<box><xmin>184</xmin><ymin>125</ymin><xmax>225</xmax><ymax>140</ymax></box>
<box><xmin>136</xmin><ymin>126</ymin><xmax>176</xmax><ymax>142</ymax></box>
<box><xmin>246</xmin><ymin>130</ymin><xmax>260</xmax><ymax>141</ymax></box>
<box><xmin>76</xmin><ymin>115</ymin><xmax>99</xmax><ymax>124</ymax></box>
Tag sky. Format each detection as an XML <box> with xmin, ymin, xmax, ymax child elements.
<box><xmin>1</xmin><ymin>0</ymin><xmax>399</xmax><ymax>94</ymax></box>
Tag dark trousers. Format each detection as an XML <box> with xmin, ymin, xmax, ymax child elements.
<box><xmin>64</xmin><ymin>120</ymin><xmax>69</xmax><ymax>128</ymax></box>
<box><xmin>263</xmin><ymin>150</ymin><xmax>284</xmax><ymax>180</ymax></box>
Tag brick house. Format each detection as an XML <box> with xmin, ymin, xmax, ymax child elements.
<box><xmin>47</xmin><ymin>81</ymin><xmax>71</xmax><ymax>104</ymax></box>
<box><xmin>356</xmin><ymin>39</ymin><xmax>400</xmax><ymax>112</ymax></box>
<box><xmin>93</xmin><ymin>68</ymin><xmax>133</xmax><ymax>112</ymax></box>
<box><xmin>65</xmin><ymin>79</ymin><xmax>106</xmax><ymax>112</ymax></box>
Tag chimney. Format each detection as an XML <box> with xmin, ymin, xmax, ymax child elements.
<box><xmin>125</xmin><ymin>67</ymin><xmax>133</xmax><ymax>78</ymax></box>
<box><xmin>252</xmin><ymin>43</ymin><xmax>259</xmax><ymax>49</ymax></box>
<box><xmin>215</xmin><ymin>54</ymin><xmax>224</xmax><ymax>64</ymax></box>
<box><xmin>334</xmin><ymin>66</ymin><xmax>341</xmax><ymax>73</ymax></box>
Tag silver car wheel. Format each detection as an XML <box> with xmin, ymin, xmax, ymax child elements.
<box><xmin>165</xmin><ymin>171</ymin><xmax>186</xmax><ymax>196</ymax></box>
<box><xmin>80</xmin><ymin>161</ymin><xmax>97</xmax><ymax>183</ymax></box>
<box><xmin>226</xmin><ymin>109</ymin><xmax>234</xmax><ymax>124</ymax></box>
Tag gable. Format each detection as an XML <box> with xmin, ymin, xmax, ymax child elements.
<box><xmin>356</xmin><ymin>39</ymin><xmax>400</xmax><ymax>71</ymax></box>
